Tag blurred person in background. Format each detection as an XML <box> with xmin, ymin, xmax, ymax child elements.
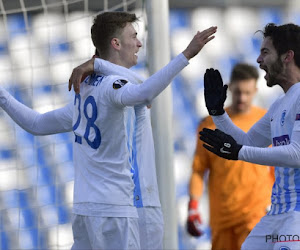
<box><xmin>199</xmin><ymin>23</ymin><xmax>300</xmax><ymax>250</ymax></box>
<box><xmin>187</xmin><ymin>63</ymin><xmax>274</xmax><ymax>250</ymax></box>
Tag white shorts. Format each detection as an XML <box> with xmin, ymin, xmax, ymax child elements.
<box><xmin>242</xmin><ymin>211</ymin><xmax>300</xmax><ymax>250</ymax></box>
<box><xmin>71</xmin><ymin>214</ymin><xmax>140</xmax><ymax>250</ymax></box>
<box><xmin>137</xmin><ymin>207</ymin><xmax>164</xmax><ymax>250</ymax></box>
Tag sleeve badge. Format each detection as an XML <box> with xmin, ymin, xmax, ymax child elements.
<box><xmin>113</xmin><ymin>79</ymin><xmax>128</xmax><ymax>89</ymax></box>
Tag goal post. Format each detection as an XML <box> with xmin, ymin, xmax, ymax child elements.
<box><xmin>146</xmin><ymin>0</ymin><xmax>178</xmax><ymax>249</ymax></box>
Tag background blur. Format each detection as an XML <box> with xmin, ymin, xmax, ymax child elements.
<box><xmin>0</xmin><ymin>0</ymin><xmax>298</xmax><ymax>249</ymax></box>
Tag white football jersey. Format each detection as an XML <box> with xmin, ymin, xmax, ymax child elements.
<box><xmin>0</xmin><ymin>53</ymin><xmax>189</xmax><ymax>216</ymax></box>
<box><xmin>93</xmin><ymin>55</ymin><xmax>188</xmax><ymax>208</ymax></box>
<box><xmin>72</xmin><ymin>74</ymin><xmax>138</xmax><ymax>218</ymax></box>
<box><xmin>132</xmin><ymin>105</ymin><xmax>161</xmax><ymax>207</ymax></box>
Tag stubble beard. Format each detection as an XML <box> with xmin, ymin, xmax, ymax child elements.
<box><xmin>267</xmin><ymin>58</ymin><xmax>284</xmax><ymax>88</ymax></box>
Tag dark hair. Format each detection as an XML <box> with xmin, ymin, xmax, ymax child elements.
<box><xmin>91</xmin><ymin>11</ymin><xmax>138</xmax><ymax>58</ymax></box>
<box><xmin>230</xmin><ymin>63</ymin><xmax>259</xmax><ymax>83</ymax></box>
<box><xmin>260</xmin><ymin>23</ymin><xmax>300</xmax><ymax>68</ymax></box>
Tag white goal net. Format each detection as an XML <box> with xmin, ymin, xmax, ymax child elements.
<box><xmin>0</xmin><ymin>1</ymin><xmax>145</xmax><ymax>249</ymax></box>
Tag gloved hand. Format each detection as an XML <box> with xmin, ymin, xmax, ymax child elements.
<box><xmin>187</xmin><ymin>199</ymin><xmax>203</xmax><ymax>237</ymax></box>
<box><xmin>199</xmin><ymin>128</ymin><xmax>242</xmax><ymax>160</ymax></box>
<box><xmin>204</xmin><ymin>68</ymin><xmax>228</xmax><ymax>116</ymax></box>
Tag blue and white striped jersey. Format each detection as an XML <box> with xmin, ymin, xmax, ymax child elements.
<box><xmin>266</xmin><ymin>83</ymin><xmax>300</xmax><ymax>215</ymax></box>
<box><xmin>213</xmin><ymin>82</ymin><xmax>300</xmax><ymax>216</ymax></box>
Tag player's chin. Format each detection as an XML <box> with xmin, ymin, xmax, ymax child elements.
<box><xmin>237</xmin><ymin>104</ymin><xmax>248</xmax><ymax>113</ymax></box>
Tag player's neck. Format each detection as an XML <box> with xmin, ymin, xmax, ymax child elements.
<box><xmin>229</xmin><ymin>105</ymin><xmax>251</xmax><ymax>115</ymax></box>
<box><xmin>280</xmin><ymin>65</ymin><xmax>300</xmax><ymax>93</ymax></box>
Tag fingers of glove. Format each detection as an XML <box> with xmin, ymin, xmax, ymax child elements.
<box><xmin>202</xmin><ymin>127</ymin><xmax>214</xmax><ymax>134</ymax></box>
<box><xmin>215</xmin><ymin>69</ymin><xmax>224</xmax><ymax>87</ymax></box>
<box><xmin>202</xmin><ymin>143</ymin><xmax>221</xmax><ymax>157</ymax></box>
<box><xmin>221</xmin><ymin>84</ymin><xmax>228</xmax><ymax>103</ymax></box>
<box><xmin>199</xmin><ymin>133</ymin><xmax>221</xmax><ymax>149</ymax></box>
<box><xmin>209</xmin><ymin>69</ymin><xmax>220</xmax><ymax>91</ymax></box>
<box><xmin>204</xmin><ymin>68</ymin><xmax>215</xmax><ymax>91</ymax></box>
<box><xmin>215</xmin><ymin>129</ymin><xmax>235</xmax><ymax>143</ymax></box>
<box><xmin>214</xmin><ymin>129</ymin><xmax>227</xmax><ymax>138</ymax></box>
<box><xmin>200</xmin><ymin>128</ymin><xmax>224</xmax><ymax>146</ymax></box>
<box><xmin>214</xmin><ymin>129</ymin><xmax>232</xmax><ymax>141</ymax></box>
<box><xmin>206</xmin><ymin>69</ymin><xmax>222</xmax><ymax>93</ymax></box>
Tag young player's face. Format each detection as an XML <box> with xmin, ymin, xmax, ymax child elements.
<box><xmin>119</xmin><ymin>23</ymin><xmax>142</xmax><ymax>68</ymax></box>
<box><xmin>229</xmin><ymin>78</ymin><xmax>257</xmax><ymax>113</ymax></box>
<box><xmin>257</xmin><ymin>37</ymin><xmax>284</xmax><ymax>88</ymax></box>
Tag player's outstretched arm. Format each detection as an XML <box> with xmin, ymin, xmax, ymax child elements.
<box><xmin>68</xmin><ymin>26</ymin><xmax>217</xmax><ymax>95</ymax></box>
<box><xmin>0</xmin><ymin>86</ymin><xmax>73</xmax><ymax>135</ymax></box>
<box><xmin>200</xmin><ymin>127</ymin><xmax>300</xmax><ymax>168</ymax></box>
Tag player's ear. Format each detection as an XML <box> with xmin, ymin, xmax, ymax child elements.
<box><xmin>111</xmin><ymin>38</ymin><xmax>121</xmax><ymax>50</ymax></box>
<box><xmin>283</xmin><ymin>50</ymin><xmax>294</xmax><ymax>63</ymax></box>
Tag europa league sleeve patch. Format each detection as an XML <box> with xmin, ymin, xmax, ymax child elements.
<box><xmin>113</xmin><ymin>79</ymin><xmax>128</xmax><ymax>89</ymax></box>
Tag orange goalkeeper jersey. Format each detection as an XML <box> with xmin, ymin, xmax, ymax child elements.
<box><xmin>189</xmin><ymin>106</ymin><xmax>274</xmax><ymax>231</ymax></box>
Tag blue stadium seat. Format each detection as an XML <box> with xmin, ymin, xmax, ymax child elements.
<box><xmin>57</xmin><ymin>161</ymin><xmax>74</xmax><ymax>183</ymax></box>
<box><xmin>169</xmin><ymin>9</ymin><xmax>190</xmax><ymax>32</ymax></box>
<box><xmin>20</xmin><ymin>208</ymin><xmax>36</xmax><ymax>228</ymax></box>
<box><xmin>1</xmin><ymin>231</ymin><xmax>9</xmax><ymax>250</ymax></box>
<box><xmin>259</xmin><ymin>8</ymin><xmax>283</xmax><ymax>26</ymax></box>
<box><xmin>18</xmin><ymin>228</ymin><xmax>46</xmax><ymax>249</ymax></box>
<box><xmin>50</xmin><ymin>41</ymin><xmax>70</xmax><ymax>56</ymax></box>
<box><xmin>7</xmin><ymin>14</ymin><xmax>28</xmax><ymax>38</ymax></box>
<box><xmin>2</xmin><ymin>189</ymin><xmax>29</xmax><ymax>209</ymax></box>
<box><xmin>37</xmin><ymin>185</ymin><xmax>56</xmax><ymax>206</ymax></box>
<box><xmin>57</xmin><ymin>205</ymin><xmax>70</xmax><ymax>224</ymax></box>
<box><xmin>0</xmin><ymin>149</ymin><xmax>14</xmax><ymax>159</ymax></box>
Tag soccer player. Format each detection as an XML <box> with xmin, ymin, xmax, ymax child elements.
<box><xmin>187</xmin><ymin>63</ymin><xmax>274</xmax><ymax>250</ymax></box>
<box><xmin>199</xmin><ymin>23</ymin><xmax>300</xmax><ymax>249</ymax></box>
<box><xmin>0</xmin><ymin>12</ymin><xmax>217</xmax><ymax>249</ymax></box>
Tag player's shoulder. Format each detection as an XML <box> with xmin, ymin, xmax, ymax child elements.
<box><xmin>84</xmin><ymin>74</ymin><xmax>130</xmax><ymax>89</ymax></box>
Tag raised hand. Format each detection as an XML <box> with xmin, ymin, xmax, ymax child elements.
<box><xmin>204</xmin><ymin>68</ymin><xmax>228</xmax><ymax>116</ymax></box>
<box><xmin>182</xmin><ymin>26</ymin><xmax>217</xmax><ymax>60</ymax></box>
<box><xmin>199</xmin><ymin>128</ymin><xmax>242</xmax><ymax>160</ymax></box>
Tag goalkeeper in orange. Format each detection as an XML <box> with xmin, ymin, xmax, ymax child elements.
<box><xmin>187</xmin><ymin>63</ymin><xmax>274</xmax><ymax>250</ymax></box>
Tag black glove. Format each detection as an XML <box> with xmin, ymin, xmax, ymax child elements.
<box><xmin>204</xmin><ymin>68</ymin><xmax>228</xmax><ymax>116</ymax></box>
<box><xmin>199</xmin><ymin>128</ymin><xmax>242</xmax><ymax>160</ymax></box>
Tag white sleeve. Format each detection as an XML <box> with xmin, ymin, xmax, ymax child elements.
<box><xmin>94</xmin><ymin>53</ymin><xmax>189</xmax><ymax>106</ymax></box>
<box><xmin>94</xmin><ymin>59</ymin><xmax>144</xmax><ymax>84</ymax></box>
<box><xmin>212</xmin><ymin>112</ymin><xmax>271</xmax><ymax>147</ymax></box>
<box><xmin>239</xmin><ymin>129</ymin><xmax>300</xmax><ymax>168</ymax></box>
<box><xmin>0</xmin><ymin>87</ymin><xmax>73</xmax><ymax>135</ymax></box>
